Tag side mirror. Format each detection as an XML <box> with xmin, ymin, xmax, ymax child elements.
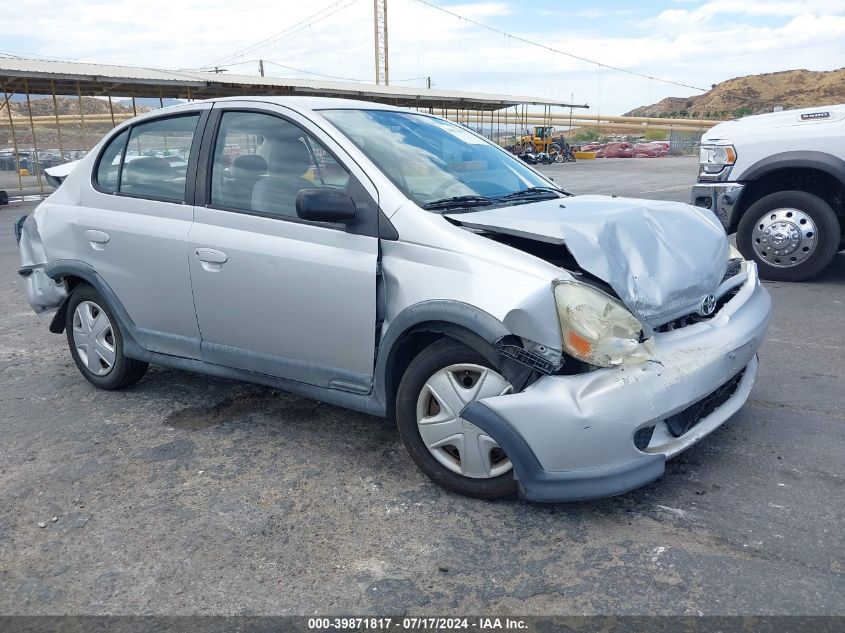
<box><xmin>296</xmin><ymin>188</ymin><xmax>356</xmax><ymax>224</ymax></box>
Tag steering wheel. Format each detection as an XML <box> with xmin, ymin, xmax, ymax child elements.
<box><xmin>429</xmin><ymin>179</ymin><xmax>509</xmax><ymax>199</ymax></box>
<box><xmin>429</xmin><ymin>180</ymin><xmax>467</xmax><ymax>200</ymax></box>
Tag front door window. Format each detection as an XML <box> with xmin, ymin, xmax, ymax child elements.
<box><xmin>209</xmin><ymin>111</ymin><xmax>350</xmax><ymax>218</ymax></box>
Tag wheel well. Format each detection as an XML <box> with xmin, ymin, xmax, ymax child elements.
<box><xmin>47</xmin><ymin>275</ymin><xmax>88</xmax><ymax>334</ymax></box>
<box><xmin>736</xmin><ymin>167</ymin><xmax>845</xmax><ymax>233</ymax></box>
<box><xmin>61</xmin><ymin>275</ymin><xmax>87</xmax><ymax>293</ymax></box>
<box><xmin>383</xmin><ymin>330</ymin><xmax>442</xmax><ymax>415</ymax></box>
<box><xmin>382</xmin><ymin>322</ymin><xmax>509</xmax><ymax>418</ymax></box>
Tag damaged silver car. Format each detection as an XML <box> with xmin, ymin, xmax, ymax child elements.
<box><xmin>16</xmin><ymin>97</ymin><xmax>771</xmax><ymax>501</ymax></box>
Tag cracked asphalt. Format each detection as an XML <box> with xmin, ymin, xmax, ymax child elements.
<box><xmin>1</xmin><ymin>156</ymin><xmax>843</xmax><ymax>615</ymax></box>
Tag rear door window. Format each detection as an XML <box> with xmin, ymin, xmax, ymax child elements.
<box><xmin>119</xmin><ymin>115</ymin><xmax>200</xmax><ymax>202</ymax></box>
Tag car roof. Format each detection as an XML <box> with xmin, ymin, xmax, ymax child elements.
<box><xmin>99</xmin><ymin>96</ymin><xmax>432</xmax><ymax>142</ymax></box>
<box><xmin>148</xmin><ymin>95</ymin><xmax>407</xmax><ymax>117</ymax></box>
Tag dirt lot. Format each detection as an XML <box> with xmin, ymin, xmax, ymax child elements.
<box><xmin>1</xmin><ymin>157</ymin><xmax>843</xmax><ymax>615</ymax></box>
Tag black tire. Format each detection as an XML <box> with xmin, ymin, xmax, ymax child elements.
<box><xmin>65</xmin><ymin>284</ymin><xmax>148</xmax><ymax>390</ymax></box>
<box><xmin>737</xmin><ymin>190</ymin><xmax>840</xmax><ymax>281</ymax></box>
<box><xmin>395</xmin><ymin>338</ymin><xmax>518</xmax><ymax>500</ymax></box>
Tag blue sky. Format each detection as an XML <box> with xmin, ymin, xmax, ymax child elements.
<box><xmin>4</xmin><ymin>0</ymin><xmax>845</xmax><ymax>113</ymax></box>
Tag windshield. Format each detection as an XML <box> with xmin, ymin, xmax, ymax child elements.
<box><xmin>320</xmin><ymin>109</ymin><xmax>557</xmax><ymax>209</ymax></box>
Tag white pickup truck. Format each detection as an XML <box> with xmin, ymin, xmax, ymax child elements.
<box><xmin>692</xmin><ymin>105</ymin><xmax>845</xmax><ymax>280</ymax></box>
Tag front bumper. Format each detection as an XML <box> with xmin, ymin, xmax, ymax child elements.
<box><xmin>462</xmin><ymin>261</ymin><xmax>771</xmax><ymax>502</ymax></box>
<box><xmin>691</xmin><ymin>182</ymin><xmax>745</xmax><ymax>230</ymax></box>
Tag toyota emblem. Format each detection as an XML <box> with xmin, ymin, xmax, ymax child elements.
<box><xmin>699</xmin><ymin>293</ymin><xmax>717</xmax><ymax>316</ymax></box>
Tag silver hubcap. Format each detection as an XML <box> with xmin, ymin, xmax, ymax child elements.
<box><xmin>751</xmin><ymin>208</ymin><xmax>817</xmax><ymax>268</ymax></box>
<box><xmin>71</xmin><ymin>301</ymin><xmax>116</xmax><ymax>376</ymax></box>
<box><xmin>415</xmin><ymin>363</ymin><xmax>513</xmax><ymax>479</ymax></box>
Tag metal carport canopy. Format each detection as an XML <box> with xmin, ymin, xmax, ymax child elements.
<box><xmin>0</xmin><ymin>57</ymin><xmax>588</xmax><ymax>111</ymax></box>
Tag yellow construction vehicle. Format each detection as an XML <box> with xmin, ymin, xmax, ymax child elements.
<box><xmin>514</xmin><ymin>126</ymin><xmax>552</xmax><ymax>153</ymax></box>
<box><xmin>511</xmin><ymin>126</ymin><xmax>574</xmax><ymax>163</ymax></box>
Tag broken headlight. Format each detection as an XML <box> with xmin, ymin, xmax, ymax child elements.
<box><xmin>554</xmin><ymin>281</ymin><xmax>653</xmax><ymax>367</ymax></box>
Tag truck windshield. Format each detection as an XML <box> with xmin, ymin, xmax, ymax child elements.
<box><xmin>320</xmin><ymin>109</ymin><xmax>558</xmax><ymax>210</ymax></box>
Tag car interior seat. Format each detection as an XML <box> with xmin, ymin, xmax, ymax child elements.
<box><xmin>250</xmin><ymin>138</ymin><xmax>314</xmax><ymax>217</ymax></box>
<box><xmin>121</xmin><ymin>157</ymin><xmax>179</xmax><ymax>199</ymax></box>
<box><xmin>224</xmin><ymin>154</ymin><xmax>268</xmax><ymax>209</ymax></box>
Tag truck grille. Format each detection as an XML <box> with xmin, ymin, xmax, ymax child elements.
<box><xmin>665</xmin><ymin>368</ymin><xmax>746</xmax><ymax>438</ymax></box>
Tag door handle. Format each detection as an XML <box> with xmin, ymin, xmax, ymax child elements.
<box><xmin>85</xmin><ymin>229</ymin><xmax>110</xmax><ymax>250</ymax></box>
<box><xmin>195</xmin><ymin>248</ymin><xmax>227</xmax><ymax>272</ymax></box>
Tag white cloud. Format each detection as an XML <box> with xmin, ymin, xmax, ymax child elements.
<box><xmin>651</xmin><ymin>0</ymin><xmax>845</xmax><ymax>26</ymax></box>
<box><xmin>3</xmin><ymin>0</ymin><xmax>845</xmax><ymax>114</ymax></box>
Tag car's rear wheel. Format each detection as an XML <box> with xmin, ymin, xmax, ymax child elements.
<box><xmin>65</xmin><ymin>284</ymin><xmax>148</xmax><ymax>390</ymax></box>
<box><xmin>737</xmin><ymin>190</ymin><xmax>840</xmax><ymax>281</ymax></box>
<box><xmin>395</xmin><ymin>338</ymin><xmax>518</xmax><ymax>499</ymax></box>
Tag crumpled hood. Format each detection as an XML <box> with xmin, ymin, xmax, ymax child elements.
<box><xmin>446</xmin><ymin>195</ymin><xmax>729</xmax><ymax>325</ymax></box>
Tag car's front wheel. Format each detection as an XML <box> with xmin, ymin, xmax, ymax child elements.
<box><xmin>737</xmin><ymin>190</ymin><xmax>840</xmax><ymax>281</ymax></box>
<box><xmin>65</xmin><ymin>284</ymin><xmax>148</xmax><ymax>390</ymax></box>
<box><xmin>395</xmin><ymin>338</ymin><xmax>518</xmax><ymax>499</ymax></box>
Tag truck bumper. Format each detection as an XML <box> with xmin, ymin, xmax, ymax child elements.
<box><xmin>691</xmin><ymin>182</ymin><xmax>745</xmax><ymax>231</ymax></box>
<box><xmin>462</xmin><ymin>262</ymin><xmax>771</xmax><ymax>502</ymax></box>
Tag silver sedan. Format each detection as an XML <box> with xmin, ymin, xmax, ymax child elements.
<box><xmin>17</xmin><ymin>97</ymin><xmax>771</xmax><ymax>501</ymax></box>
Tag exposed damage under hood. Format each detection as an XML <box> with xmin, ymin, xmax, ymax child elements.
<box><xmin>447</xmin><ymin>195</ymin><xmax>729</xmax><ymax>325</ymax></box>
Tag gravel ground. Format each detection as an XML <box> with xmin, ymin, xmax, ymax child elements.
<box><xmin>1</xmin><ymin>156</ymin><xmax>843</xmax><ymax>615</ymax></box>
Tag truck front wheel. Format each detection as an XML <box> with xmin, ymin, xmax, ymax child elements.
<box><xmin>737</xmin><ymin>190</ymin><xmax>840</xmax><ymax>281</ymax></box>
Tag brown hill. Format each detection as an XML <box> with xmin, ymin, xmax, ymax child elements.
<box><xmin>626</xmin><ymin>68</ymin><xmax>845</xmax><ymax>119</ymax></box>
<box><xmin>2</xmin><ymin>97</ymin><xmax>151</xmax><ymax>151</ymax></box>
<box><xmin>8</xmin><ymin>95</ymin><xmax>142</xmax><ymax>117</ymax></box>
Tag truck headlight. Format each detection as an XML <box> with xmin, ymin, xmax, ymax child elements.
<box><xmin>699</xmin><ymin>144</ymin><xmax>736</xmax><ymax>174</ymax></box>
<box><xmin>554</xmin><ymin>281</ymin><xmax>653</xmax><ymax>367</ymax></box>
